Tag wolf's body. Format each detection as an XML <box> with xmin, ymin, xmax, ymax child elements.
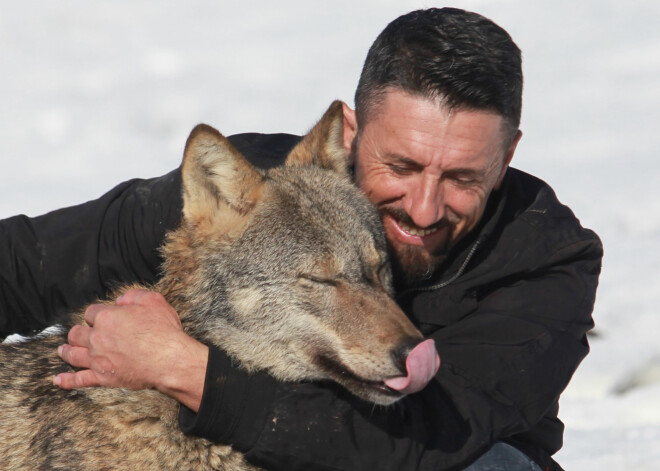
<box><xmin>0</xmin><ymin>102</ymin><xmax>431</xmax><ymax>470</ymax></box>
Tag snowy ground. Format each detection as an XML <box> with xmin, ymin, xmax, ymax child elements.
<box><xmin>1</xmin><ymin>1</ymin><xmax>659</xmax><ymax>469</ymax></box>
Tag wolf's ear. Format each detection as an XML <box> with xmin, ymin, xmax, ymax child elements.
<box><xmin>284</xmin><ymin>100</ymin><xmax>349</xmax><ymax>176</ymax></box>
<box><xmin>181</xmin><ymin>124</ymin><xmax>264</xmax><ymax>229</ymax></box>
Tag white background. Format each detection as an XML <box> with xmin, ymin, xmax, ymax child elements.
<box><xmin>1</xmin><ymin>1</ymin><xmax>659</xmax><ymax>469</ymax></box>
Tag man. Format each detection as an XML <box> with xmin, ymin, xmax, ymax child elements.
<box><xmin>0</xmin><ymin>8</ymin><xmax>601</xmax><ymax>471</ymax></box>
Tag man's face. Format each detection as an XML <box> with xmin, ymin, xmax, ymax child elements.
<box><xmin>348</xmin><ymin>90</ymin><xmax>520</xmax><ymax>286</ymax></box>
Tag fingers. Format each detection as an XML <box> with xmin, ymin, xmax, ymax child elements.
<box><xmin>82</xmin><ymin>302</ymin><xmax>136</xmax><ymax>335</ymax></box>
<box><xmin>57</xmin><ymin>341</ymin><xmax>115</xmax><ymax>379</ymax></box>
<box><xmin>83</xmin><ymin>302</ymin><xmax>108</xmax><ymax>327</ymax></box>
<box><xmin>54</xmin><ymin>288</ymin><xmax>184</xmax><ymax>392</ymax></box>
<box><xmin>83</xmin><ymin>293</ymin><xmax>142</xmax><ymax>327</ymax></box>
<box><xmin>55</xmin><ymin>343</ymin><xmax>116</xmax><ymax>390</ymax></box>
<box><xmin>67</xmin><ymin>323</ymin><xmax>92</xmax><ymax>348</ymax></box>
<box><xmin>53</xmin><ymin>370</ymin><xmax>101</xmax><ymax>390</ymax></box>
<box><xmin>58</xmin><ymin>344</ymin><xmax>91</xmax><ymax>369</ymax></box>
<box><xmin>115</xmin><ymin>289</ymin><xmax>181</xmax><ymax>328</ymax></box>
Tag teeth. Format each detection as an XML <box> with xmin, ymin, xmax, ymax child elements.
<box><xmin>398</xmin><ymin>221</ymin><xmax>439</xmax><ymax>237</ymax></box>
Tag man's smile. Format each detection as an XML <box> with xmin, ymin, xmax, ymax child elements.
<box><xmin>382</xmin><ymin>212</ymin><xmax>449</xmax><ymax>248</ymax></box>
<box><xmin>396</xmin><ymin>218</ymin><xmax>441</xmax><ymax>237</ymax></box>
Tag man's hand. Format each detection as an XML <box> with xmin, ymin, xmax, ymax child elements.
<box><xmin>54</xmin><ymin>288</ymin><xmax>208</xmax><ymax>412</ymax></box>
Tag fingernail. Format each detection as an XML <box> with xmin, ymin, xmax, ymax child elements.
<box><xmin>57</xmin><ymin>345</ymin><xmax>63</xmax><ymax>356</ymax></box>
<box><xmin>53</xmin><ymin>375</ymin><xmax>61</xmax><ymax>386</ymax></box>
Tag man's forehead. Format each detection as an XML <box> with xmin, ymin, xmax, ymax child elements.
<box><xmin>364</xmin><ymin>114</ymin><xmax>506</xmax><ymax>167</ymax></box>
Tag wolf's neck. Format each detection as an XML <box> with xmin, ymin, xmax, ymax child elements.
<box><xmin>153</xmin><ymin>269</ymin><xmax>229</xmax><ymax>348</ymax></box>
<box><xmin>154</xmin><ymin>275</ymin><xmax>192</xmax><ymax>323</ymax></box>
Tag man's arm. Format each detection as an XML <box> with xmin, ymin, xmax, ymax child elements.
<box><xmin>0</xmin><ymin>169</ymin><xmax>182</xmax><ymax>338</ymax></box>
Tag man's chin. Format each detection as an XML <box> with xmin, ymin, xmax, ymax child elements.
<box><xmin>379</xmin><ymin>208</ymin><xmax>453</xmax><ymax>288</ymax></box>
<box><xmin>389</xmin><ymin>243</ymin><xmax>446</xmax><ymax>289</ymax></box>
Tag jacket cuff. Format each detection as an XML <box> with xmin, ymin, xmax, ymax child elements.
<box><xmin>178</xmin><ymin>345</ymin><xmax>279</xmax><ymax>451</ymax></box>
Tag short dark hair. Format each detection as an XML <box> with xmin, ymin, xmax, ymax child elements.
<box><xmin>354</xmin><ymin>8</ymin><xmax>522</xmax><ymax>137</ymax></box>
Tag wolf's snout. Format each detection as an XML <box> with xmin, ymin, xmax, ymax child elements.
<box><xmin>384</xmin><ymin>339</ymin><xmax>440</xmax><ymax>394</ymax></box>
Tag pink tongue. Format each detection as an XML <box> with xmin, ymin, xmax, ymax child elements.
<box><xmin>384</xmin><ymin>339</ymin><xmax>440</xmax><ymax>394</ymax></box>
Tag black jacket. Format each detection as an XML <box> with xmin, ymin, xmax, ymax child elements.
<box><xmin>0</xmin><ymin>132</ymin><xmax>602</xmax><ymax>471</ymax></box>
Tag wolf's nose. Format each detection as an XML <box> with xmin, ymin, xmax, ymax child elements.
<box><xmin>385</xmin><ymin>338</ymin><xmax>440</xmax><ymax>394</ymax></box>
<box><xmin>391</xmin><ymin>338</ymin><xmax>424</xmax><ymax>375</ymax></box>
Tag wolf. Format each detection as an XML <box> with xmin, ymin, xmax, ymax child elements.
<box><xmin>0</xmin><ymin>101</ymin><xmax>438</xmax><ymax>470</ymax></box>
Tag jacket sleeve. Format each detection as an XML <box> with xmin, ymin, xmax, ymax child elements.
<box><xmin>0</xmin><ymin>169</ymin><xmax>182</xmax><ymax>338</ymax></box>
<box><xmin>179</xmin><ymin>229</ymin><xmax>602</xmax><ymax>471</ymax></box>
<box><xmin>180</xmin><ymin>345</ymin><xmax>473</xmax><ymax>471</ymax></box>
<box><xmin>0</xmin><ymin>131</ymin><xmax>292</xmax><ymax>337</ymax></box>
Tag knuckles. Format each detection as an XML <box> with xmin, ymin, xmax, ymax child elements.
<box><xmin>67</xmin><ymin>324</ymin><xmax>83</xmax><ymax>342</ymax></box>
<box><xmin>92</xmin><ymin>308</ymin><xmax>116</xmax><ymax>330</ymax></box>
<box><xmin>121</xmin><ymin>288</ymin><xmax>166</xmax><ymax>307</ymax></box>
<box><xmin>87</xmin><ymin>328</ymin><xmax>105</xmax><ymax>351</ymax></box>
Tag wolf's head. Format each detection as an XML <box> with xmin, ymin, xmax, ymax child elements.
<box><xmin>161</xmin><ymin>101</ymin><xmax>438</xmax><ymax>405</ymax></box>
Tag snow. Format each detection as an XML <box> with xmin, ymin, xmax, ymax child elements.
<box><xmin>1</xmin><ymin>1</ymin><xmax>658</xmax><ymax>469</ymax></box>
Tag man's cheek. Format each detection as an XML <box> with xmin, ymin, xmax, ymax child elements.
<box><xmin>364</xmin><ymin>175</ymin><xmax>407</xmax><ymax>205</ymax></box>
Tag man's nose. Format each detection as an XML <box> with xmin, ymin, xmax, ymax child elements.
<box><xmin>405</xmin><ymin>176</ymin><xmax>444</xmax><ymax>229</ymax></box>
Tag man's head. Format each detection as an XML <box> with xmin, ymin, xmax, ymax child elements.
<box><xmin>342</xmin><ymin>8</ymin><xmax>523</xmax><ymax>287</ymax></box>
<box><xmin>354</xmin><ymin>7</ymin><xmax>522</xmax><ymax>139</ymax></box>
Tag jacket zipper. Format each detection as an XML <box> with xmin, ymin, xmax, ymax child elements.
<box><xmin>396</xmin><ymin>238</ymin><xmax>483</xmax><ymax>300</ymax></box>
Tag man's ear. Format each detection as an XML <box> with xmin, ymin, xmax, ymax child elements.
<box><xmin>495</xmin><ymin>130</ymin><xmax>522</xmax><ymax>190</ymax></box>
<box><xmin>284</xmin><ymin>100</ymin><xmax>349</xmax><ymax>176</ymax></box>
<box><xmin>181</xmin><ymin>124</ymin><xmax>264</xmax><ymax>230</ymax></box>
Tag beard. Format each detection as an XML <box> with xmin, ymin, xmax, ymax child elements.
<box><xmin>379</xmin><ymin>206</ymin><xmax>451</xmax><ymax>289</ymax></box>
